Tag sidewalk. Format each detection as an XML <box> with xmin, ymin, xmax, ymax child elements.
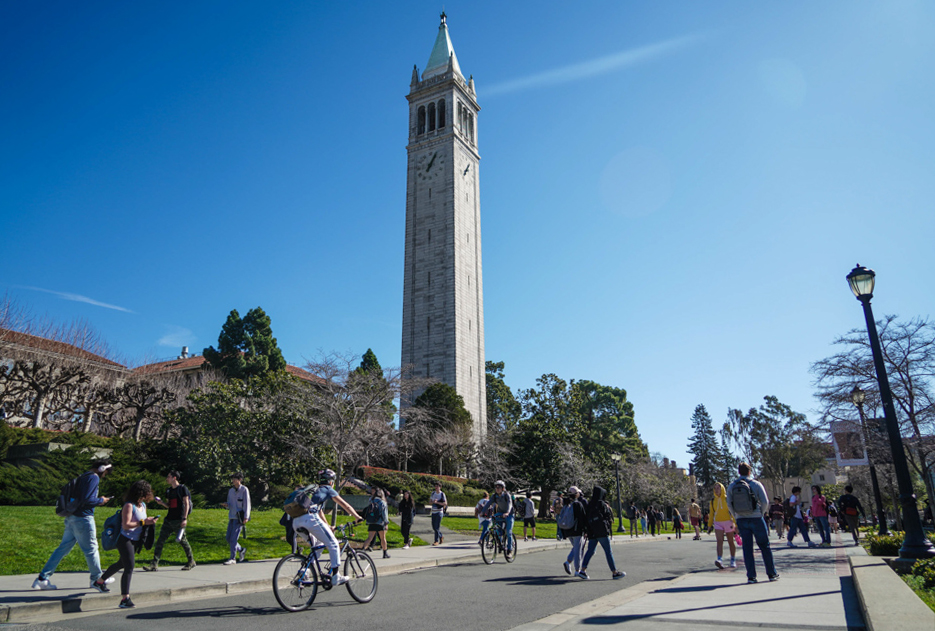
<box><xmin>510</xmin><ymin>530</ymin><xmax>867</xmax><ymax>631</ymax></box>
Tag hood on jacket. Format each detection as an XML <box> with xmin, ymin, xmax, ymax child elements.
<box><xmin>713</xmin><ymin>482</ymin><xmax>726</xmax><ymax>498</ymax></box>
<box><xmin>590</xmin><ymin>486</ymin><xmax>606</xmax><ymax>504</ymax></box>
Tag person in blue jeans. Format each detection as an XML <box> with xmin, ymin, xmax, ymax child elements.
<box><xmin>429</xmin><ymin>482</ymin><xmax>448</xmax><ymax>545</ymax></box>
<box><xmin>786</xmin><ymin>486</ymin><xmax>817</xmax><ymax>549</ymax></box>
<box><xmin>32</xmin><ymin>461</ymin><xmax>114</xmax><ymax>591</ymax></box>
<box><xmin>726</xmin><ymin>462</ymin><xmax>779</xmax><ymax>584</ymax></box>
<box><xmin>577</xmin><ymin>486</ymin><xmax>625</xmax><ymax>580</ymax></box>
<box><xmin>489</xmin><ymin>481</ymin><xmax>513</xmax><ymax>552</ymax></box>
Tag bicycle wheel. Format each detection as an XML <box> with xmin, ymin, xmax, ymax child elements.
<box><xmin>480</xmin><ymin>530</ymin><xmax>497</xmax><ymax>565</ymax></box>
<box><xmin>344</xmin><ymin>550</ymin><xmax>378</xmax><ymax>603</ymax></box>
<box><xmin>273</xmin><ymin>553</ymin><xmax>318</xmax><ymax>612</ymax></box>
<box><xmin>504</xmin><ymin>533</ymin><xmax>518</xmax><ymax>563</ymax></box>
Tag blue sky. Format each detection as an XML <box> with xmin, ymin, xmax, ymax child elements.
<box><xmin>2</xmin><ymin>1</ymin><xmax>934</xmax><ymax>468</ymax></box>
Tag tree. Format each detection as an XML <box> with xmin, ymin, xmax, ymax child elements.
<box><xmin>485</xmin><ymin>361</ymin><xmax>521</xmax><ymax>433</ymax></box>
<box><xmin>575</xmin><ymin>380</ymin><xmax>646</xmax><ymax>467</ymax></box>
<box><xmin>810</xmin><ymin>315</ymin><xmax>935</xmax><ymax>515</ymax></box>
<box><xmin>411</xmin><ymin>382</ymin><xmax>473</xmax><ymax>474</ymax></box>
<box><xmin>203</xmin><ymin>307</ymin><xmax>286</xmax><ymax>380</ymax></box>
<box><xmin>687</xmin><ymin>404</ymin><xmax>721</xmax><ymax>493</ymax></box>
<box><xmin>723</xmin><ymin>396</ymin><xmax>825</xmax><ymax>493</ymax></box>
<box><xmin>354</xmin><ymin>349</ymin><xmax>396</xmax><ymax>425</ymax></box>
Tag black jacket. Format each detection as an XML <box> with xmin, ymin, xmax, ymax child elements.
<box><xmin>584</xmin><ymin>486</ymin><xmax>614</xmax><ymax>539</ymax></box>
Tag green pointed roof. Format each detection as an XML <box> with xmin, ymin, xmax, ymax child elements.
<box><xmin>423</xmin><ymin>12</ymin><xmax>462</xmax><ymax>80</ymax></box>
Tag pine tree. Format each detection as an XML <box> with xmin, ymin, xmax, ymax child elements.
<box><xmin>203</xmin><ymin>307</ymin><xmax>287</xmax><ymax>380</ymax></box>
<box><xmin>687</xmin><ymin>404</ymin><xmax>721</xmax><ymax>491</ymax></box>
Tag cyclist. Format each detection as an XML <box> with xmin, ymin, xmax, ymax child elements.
<box><xmin>292</xmin><ymin>469</ymin><xmax>364</xmax><ymax>586</ymax></box>
<box><xmin>489</xmin><ymin>480</ymin><xmax>514</xmax><ymax>553</ymax></box>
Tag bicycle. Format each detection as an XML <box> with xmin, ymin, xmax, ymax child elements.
<box><xmin>481</xmin><ymin>516</ymin><xmax>517</xmax><ymax>564</ymax></box>
<box><xmin>272</xmin><ymin>521</ymin><xmax>378</xmax><ymax>611</ymax></box>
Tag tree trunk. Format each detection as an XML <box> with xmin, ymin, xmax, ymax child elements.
<box><xmin>82</xmin><ymin>403</ymin><xmax>95</xmax><ymax>433</ymax></box>
<box><xmin>133</xmin><ymin>410</ymin><xmax>145</xmax><ymax>441</ymax></box>
<box><xmin>538</xmin><ymin>487</ymin><xmax>553</xmax><ymax>519</ymax></box>
<box><xmin>32</xmin><ymin>391</ymin><xmax>47</xmax><ymax>429</ymax></box>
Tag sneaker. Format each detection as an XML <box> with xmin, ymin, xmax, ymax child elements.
<box><xmin>32</xmin><ymin>578</ymin><xmax>57</xmax><ymax>590</ymax></box>
<box><xmin>432</xmin><ymin>541</ymin><xmax>439</xmax><ymax>546</ymax></box>
<box><xmin>563</xmin><ymin>561</ymin><xmax>571</xmax><ymax>575</ymax></box>
<box><xmin>90</xmin><ymin>579</ymin><xmax>110</xmax><ymax>593</ymax></box>
<box><xmin>787</xmin><ymin>542</ymin><xmax>796</xmax><ymax>548</ymax></box>
<box><xmin>440</xmin><ymin>536</ymin><xmax>444</xmax><ymax>544</ymax></box>
<box><xmin>238</xmin><ymin>548</ymin><xmax>246</xmax><ymax>562</ymax></box>
<box><xmin>747</xmin><ymin>577</ymin><xmax>758</xmax><ymax>584</ymax></box>
<box><xmin>142</xmin><ymin>562</ymin><xmax>158</xmax><ymax>572</ymax></box>
<box><xmin>524</xmin><ymin>536</ymin><xmax>528</xmax><ymax>542</ymax></box>
<box><xmin>383</xmin><ymin>551</ymin><xmax>391</xmax><ymax>559</ymax></box>
<box><xmin>222</xmin><ymin>559</ymin><xmax>236</xmax><ymax>565</ymax></box>
<box><xmin>575</xmin><ymin>570</ymin><xmax>589</xmax><ymax>580</ymax></box>
<box><xmin>729</xmin><ymin>558</ymin><xmax>737</xmax><ymax>568</ymax></box>
<box><xmin>612</xmin><ymin>571</ymin><xmax>626</xmax><ymax>579</ymax></box>
<box><xmin>821</xmin><ymin>542</ymin><xmax>831</xmax><ymax>548</ymax></box>
<box><xmin>119</xmin><ymin>597</ymin><xmax>135</xmax><ymax>609</ymax></box>
<box><xmin>808</xmin><ymin>542</ymin><xmax>819</xmax><ymax>548</ymax></box>
<box><xmin>182</xmin><ymin>561</ymin><xmax>196</xmax><ymax>571</ymax></box>
<box><xmin>715</xmin><ymin>558</ymin><xmax>724</xmax><ymax>570</ymax></box>
<box><xmin>532</xmin><ymin>536</ymin><xmax>537</xmax><ymax>541</ymax></box>
<box><xmin>105</xmin><ymin>577</ymin><xmax>116</xmax><ymax>584</ymax></box>
<box><xmin>768</xmin><ymin>574</ymin><xmax>780</xmax><ymax>582</ymax></box>
<box><xmin>331</xmin><ymin>572</ymin><xmax>349</xmax><ymax>586</ymax></box>
<box><xmin>403</xmin><ymin>544</ymin><xmax>411</xmax><ymax>550</ymax></box>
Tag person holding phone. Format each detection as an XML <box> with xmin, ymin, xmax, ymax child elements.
<box><xmin>144</xmin><ymin>470</ymin><xmax>195</xmax><ymax>571</ymax></box>
<box><xmin>220</xmin><ymin>472</ymin><xmax>250</xmax><ymax>565</ymax></box>
<box><xmin>95</xmin><ymin>480</ymin><xmax>158</xmax><ymax>608</ymax></box>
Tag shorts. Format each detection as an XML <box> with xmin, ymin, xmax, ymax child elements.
<box><xmin>367</xmin><ymin>523</ymin><xmax>386</xmax><ymax>532</ymax></box>
<box><xmin>714</xmin><ymin>520</ymin><xmax>735</xmax><ymax>533</ymax></box>
<box><xmin>690</xmin><ymin>517</ymin><xmax>701</xmax><ymax>526</ymax></box>
<box><xmin>524</xmin><ymin>517</ymin><xmax>536</xmax><ymax>527</ymax></box>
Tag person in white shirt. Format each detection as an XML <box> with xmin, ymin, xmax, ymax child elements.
<box><xmin>522</xmin><ymin>493</ymin><xmax>537</xmax><ymax>541</ymax></box>
<box><xmin>475</xmin><ymin>492</ymin><xmax>492</xmax><ymax>544</ymax></box>
<box><xmin>220</xmin><ymin>472</ymin><xmax>251</xmax><ymax>564</ymax></box>
<box><xmin>429</xmin><ymin>483</ymin><xmax>447</xmax><ymax>546</ymax></box>
<box><xmin>785</xmin><ymin>485</ymin><xmax>816</xmax><ymax>548</ymax></box>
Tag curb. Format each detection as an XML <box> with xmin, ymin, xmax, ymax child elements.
<box><xmin>849</xmin><ymin>554</ymin><xmax>935</xmax><ymax>631</ymax></box>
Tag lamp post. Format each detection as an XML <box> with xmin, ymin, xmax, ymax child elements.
<box><xmin>846</xmin><ymin>265</ymin><xmax>935</xmax><ymax>562</ymax></box>
<box><xmin>611</xmin><ymin>453</ymin><xmax>625</xmax><ymax>532</ymax></box>
<box><xmin>850</xmin><ymin>385</ymin><xmax>889</xmax><ymax>536</ymax></box>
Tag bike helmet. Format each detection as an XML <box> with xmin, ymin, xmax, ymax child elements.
<box><xmin>318</xmin><ymin>469</ymin><xmax>337</xmax><ymax>485</ymax></box>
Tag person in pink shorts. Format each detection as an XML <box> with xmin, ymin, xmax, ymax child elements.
<box><xmin>710</xmin><ymin>483</ymin><xmax>737</xmax><ymax>569</ymax></box>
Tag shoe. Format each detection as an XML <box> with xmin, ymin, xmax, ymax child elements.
<box><xmin>403</xmin><ymin>544</ymin><xmax>411</xmax><ymax>550</ymax></box>
<box><xmin>730</xmin><ymin>558</ymin><xmax>737</xmax><ymax>568</ymax></box>
<box><xmin>612</xmin><ymin>571</ymin><xmax>626</xmax><ymax>579</ymax></box>
<box><xmin>223</xmin><ymin>559</ymin><xmax>236</xmax><ymax>565</ymax></box>
<box><xmin>182</xmin><ymin>561</ymin><xmax>196</xmax><ymax>571</ymax></box>
<box><xmin>383</xmin><ymin>551</ymin><xmax>391</xmax><ymax>559</ymax></box>
<box><xmin>440</xmin><ymin>536</ymin><xmax>444</xmax><ymax>544</ymax></box>
<box><xmin>524</xmin><ymin>536</ymin><xmax>528</xmax><ymax>541</ymax></box>
<box><xmin>821</xmin><ymin>542</ymin><xmax>831</xmax><ymax>548</ymax></box>
<box><xmin>787</xmin><ymin>542</ymin><xmax>796</xmax><ymax>548</ymax></box>
<box><xmin>576</xmin><ymin>570</ymin><xmax>589</xmax><ymax>580</ymax></box>
<box><xmin>563</xmin><ymin>561</ymin><xmax>571</xmax><ymax>575</ymax></box>
<box><xmin>768</xmin><ymin>574</ymin><xmax>780</xmax><ymax>582</ymax></box>
<box><xmin>808</xmin><ymin>542</ymin><xmax>818</xmax><ymax>548</ymax></box>
<box><xmin>32</xmin><ymin>578</ymin><xmax>57</xmax><ymax>590</ymax></box>
<box><xmin>105</xmin><ymin>577</ymin><xmax>116</xmax><ymax>584</ymax></box>
<box><xmin>238</xmin><ymin>548</ymin><xmax>246</xmax><ymax>562</ymax></box>
<box><xmin>748</xmin><ymin>577</ymin><xmax>758</xmax><ymax>584</ymax></box>
<box><xmin>331</xmin><ymin>572</ymin><xmax>349</xmax><ymax>586</ymax></box>
<box><xmin>365</xmin><ymin>546</ymin><xmax>374</xmax><ymax>552</ymax></box>
<box><xmin>532</xmin><ymin>536</ymin><xmax>537</xmax><ymax>541</ymax></box>
<box><xmin>432</xmin><ymin>541</ymin><xmax>439</xmax><ymax>546</ymax></box>
<box><xmin>91</xmin><ymin>579</ymin><xmax>110</xmax><ymax>593</ymax></box>
<box><xmin>119</xmin><ymin>597</ymin><xmax>135</xmax><ymax>609</ymax></box>
<box><xmin>715</xmin><ymin>558</ymin><xmax>724</xmax><ymax>570</ymax></box>
<box><xmin>142</xmin><ymin>562</ymin><xmax>158</xmax><ymax>572</ymax></box>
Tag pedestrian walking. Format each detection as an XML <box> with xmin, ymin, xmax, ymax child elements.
<box><xmin>399</xmin><ymin>489</ymin><xmax>416</xmax><ymax>549</ymax></box>
<box><xmin>672</xmin><ymin>508</ymin><xmax>684</xmax><ymax>539</ymax></box>
<box><xmin>560</xmin><ymin>486</ymin><xmax>588</xmax><ymax>576</ymax></box>
<box><xmin>144</xmin><ymin>470</ymin><xmax>195</xmax><ymax>571</ymax></box>
<box><xmin>785</xmin><ymin>486</ymin><xmax>816</xmax><ymax>548</ymax></box>
<box><xmin>639</xmin><ymin>509</ymin><xmax>647</xmax><ymax>536</ymax></box>
<box><xmin>837</xmin><ymin>485</ymin><xmax>865</xmax><ymax>545</ymax></box>
<box><xmin>32</xmin><ymin>460</ymin><xmax>114</xmax><ymax>591</ymax></box>
<box><xmin>647</xmin><ymin>505</ymin><xmax>657</xmax><ymax>536</ymax></box>
<box><xmin>475</xmin><ymin>491</ymin><xmax>492</xmax><ymax>544</ymax></box>
<box><xmin>828</xmin><ymin>500</ymin><xmax>839</xmax><ymax>533</ymax></box>
<box><xmin>220</xmin><ymin>472</ymin><xmax>251</xmax><ymax>564</ymax></box>
<box><xmin>96</xmin><ymin>479</ymin><xmax>159</xmax><ymax>608</ymax></box>
<box><xmin>577</xmin><ymin>486</ymin><xmax>624</xmax><ymax>580</ymax></box>
<box><xmin>768</xmin><ymin>497</ymin><xmax>785</xmax><ymax>540</ymax></box>
<box><xmin>811</xmin><ymin>486</ymin><xmax>831</xmax><ymax>547</ymax></box>
<box><xmin>627</xmin><ymin>502</ymin><xmax>639</xmax><ymax>537</ymax></box>
<box><xmin>552</xmin><ymin>491</ymin><xmax>564</xmax><ymax>518</ymax></box>
<box><xmin>689</xmin><ymin>499</ymin><xmax>702</xmax><ymax>540</ymax></box>
<box><xmin>362</xmin><ymin>488</ymin><xmax>391</xmax><ymax>558</ymax></box>
<box><xmin>726</xmin><ymin>463</ymin><xmax>778</xmax><ymax>584</ymax></box>
<box><xmin>710</xmin><ymin>483</ymin><xmax>737</xmax><ymax>569</ymax></box>
<box><xmin>429</xmin><ymin>482</ymin><xmax>447</xmax><ymax>545</ymax></box>
<box><xmin>523</xmin><ymin>493</ymin><xmax>537</xmax><ymax>541</ymax></box>
<box><xmin>489</xmin><ymin>481</ymin><xmax>514</xmax><ymax>553</ymax></box>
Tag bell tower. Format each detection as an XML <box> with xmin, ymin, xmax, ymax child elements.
<box><xmin>401</xmin><ymin>13</ymin><xmax>486</xmax><ymax>443</ymax></box>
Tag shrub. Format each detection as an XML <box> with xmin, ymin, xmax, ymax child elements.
<box><xmin>866</xmin><ymin>532</ymin><xmax>904</xmax><ymax>556</ymax></box>
<box><xmin>912</xmin><ymin>558</ymin><xmax>935</xmax><ymax>590</ymax></box>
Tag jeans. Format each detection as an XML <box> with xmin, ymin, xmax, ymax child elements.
<box><xmin>478</xmin><ymin>519</ymin><xmax>490</xmax><ymax>542</ymax></box>
<box><xmin>226</xmin><ymin>519</ymin><xmax>244</xmax><ymax>560</ymax></box>
<box><xmin>582</xmin><ymin>536</ymin><xmax>617</xmax><ymax>573</ymax></box>
<box><xmin>152</xmin><ymin>518</ymin><xmax>194</xmax><ymax>563</ymax></box>
<box><xmin>629</xmin><ymin>518</ymin><xmax>638</xmax><ymax>536</ymax></box>
<box><xmin>736</xmin><ymin>517</ymin><xmax>777</xmax><ymax>580</ymax></box>
<box><xmin>787</xmin><ymin>516</ymin><xmax>811</xmax><ymax>545</ymax></box>
<box><xmin>40</xmin><ymin>514</ymin><xmax>103</xmax><ymax>581</ymax></box>
<box><xmin>814</xmin><ymin>515</ymin><xmax>831</xmax><ymax>544</ymax></box>
<box><xmin>431</xmin><ymin>512</ymin><xmax>443</xmax><ymax>543</ymax></box>
<box><xmin>565</xmin><ymin>535</ymin><xmax>584</xmax><ymax>571</ymax></box>
<box><xmin>844</xmin><ymin>514</ymin><xmax>860</xmax><ymax>543</ymax></box>
<box><xmin>401</xmin><ymin>519</ymin><xmax>413</xmax><ymax>545</ymax></box>
<box><xmin>504</xmin><ymin>515</ymin><xmax>515</xmax><ymax>551</ymax></box>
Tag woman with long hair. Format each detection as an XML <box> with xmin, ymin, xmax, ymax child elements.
<box><xmin>811</xmin><ymin>485</ymin><xmax>831</xmax><ymax>547</ymax></box>
<box><xmin>710</xmin><ymin>483</ymin><xmax>737</xmax><ymax>569</ymax></box>
<box><xmin>398</xmin><ymin>490</ymin><xmax>416</xmax><ymax>549</ymax></box>
<box><xmin>95</xmin><ymin>480</ymin><xmax>158</xmax><ymax>609</ymax></box>
<box><xmin>362</xmin><ymin>488</ymin><xmax>390</xmax><ymax>558</ymax></box>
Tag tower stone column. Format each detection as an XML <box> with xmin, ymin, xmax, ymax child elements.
<box><xmin>401</xmin><ymin>14</ymin><xmax>486</xmax><ymax>444</ymax></box>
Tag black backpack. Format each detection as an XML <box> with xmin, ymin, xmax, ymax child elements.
<box><xmin>55</xmin><ymin>473</ymin><xmax>88</xmax><ymax>517</ymax></box>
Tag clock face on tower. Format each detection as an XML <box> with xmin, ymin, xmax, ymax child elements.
<box><xmin>417</xmin><ymin>150</ymin><xmax>445</xmax><ymax>181</ymax></box>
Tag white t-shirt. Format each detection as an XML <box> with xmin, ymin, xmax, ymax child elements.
<box><xmin>476</xmin><ymin>499</ymin><xmax>491</xmax><ymax>525</ymax></box>
<box><xmin>790</xmin><ymin>494</ymin><xmax>802</xmax><ymax>519</ymax></box>
<box><xmin>430</xmin><ymin>491</ymin><xmax>446</xmax><ymax>515</ymax></box>
<box><xmin>524</xmin><ymin>498</ymin><xmax>535</xmax><ymax>519</ymax></box>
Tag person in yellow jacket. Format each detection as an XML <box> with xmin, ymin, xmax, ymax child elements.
<box><xmin>710</xmin><ymin>483</ymin><xmax>738</xmax><ymax>569</ymax></box>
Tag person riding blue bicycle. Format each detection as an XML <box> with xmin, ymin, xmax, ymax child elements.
<box><xmin>489</xmin><ymin>480</ymin><xmax>514</xmax><ymax>553</ymax></box>
<box><xmin>292</xmin><ymin>469</ymin><xmax>364</xmax><ymax>586</ymax></box>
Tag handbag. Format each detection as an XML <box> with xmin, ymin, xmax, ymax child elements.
<box><xmin>141</xmin><ymin>524</ymin><xmax>155</xmax><ymax>550</ymax></box>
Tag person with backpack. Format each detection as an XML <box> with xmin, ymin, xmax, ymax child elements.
<box><xmin>399</xmin><ymin>489</ymin><xmax>416</xmax><ymax>549</ymax></box>
<box><xmin>710</xmin><ymin>483</ymin><xmax>738</xmax><ymax>569</ymax></box>
<box><xmin>811</xmin><ymin>485</ymin><xmax>831</xmax><ymax>547</ymax></box>
<box><xmin>489</xmin><ymin>481</ymin><xmax>514</xmax><ymax>553</ymax></box>
<box><xmin>559</xmin><ymin>486</ymin><xmax>587</xmax><ymax>576</ymax></box>
<box><xmin>144</xmin><ymin>470</ymin><xmax>195</xmax><ymax>572</ymax></box>
<box><xmin>627</xmin><ymin>502</ymin><xmax>638</xmax><ymax>537</ymax></box>
<box><xmin>429</xmin><ymin>482</ymin><xmax>447</xmax><ymax>546</ymax></box>
<box><xmin>726</xmin><ymin>463</ymin><xmax>778</xmax><ymax>584</ymax></box>
<box><xmin>32</xmin><ymin>460</ymin><xmax>114</xmax><ymax>591</ymax></box>
<box><xmin>361</xmin><ymin>488</ymin><xmax>391</xmax><ymax>559</ymax></box>
<box><xmin>837</xmin><ymin>485</ymin><xmax>865</xmax><ymax>545</ymax></box>
<box><xmin>96</xmin><ymin>479</ymin><xmax>159</xmax><ymax>609</ymax></box>
<box><xmin>576</xmin><ymin>486</ymin><xmax>625</xmax><ymax>580</ymax></box>
<box><xmin>474</xmin><ymin>491</ymin><xmax>493</xmax><ymax>544</ymax></box>
<box><xmin>672</xmin><ymin>508</ymin><xmax>684</xmax><ymax>539</ymax></box>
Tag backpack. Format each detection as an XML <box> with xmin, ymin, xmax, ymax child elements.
<box><xmin>827</xmin><ymin>502</ymin><xmax>837</xmax><ymax>517</ymax></box>
<box><xmin>730</xmin><ymin>478</ymin><xmax>759</xmax><ymax>513</ymax></box>
<box><xmin>283</xmin><ymin>488</ymin><xmax>313</xmax><ymax>518</ymax></box>
<box><xmin>55</xmin><ymin>474</ymin><xmax>86</xmax><ymax>517</ymax></box>
<box><xmin>363</xmin><ymin>499</ymin><xmax>384</xmax><ymax>525</ymax></box>
<box><xmin>557</xmin><ymin>504</ymin><xmax>576</xmax><ymax>530</ymax></box>
<box><xmin>101</xmin><ymin>510</ymin><xmax>122</xmax><ymax>551</ymax></box>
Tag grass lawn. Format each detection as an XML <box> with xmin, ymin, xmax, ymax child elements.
<box><xmin>903</xmin><ymin>575</ymin><xmax>935</xmax><ymax>613</ymax></box>
<box><xmin>0</xmin><ymin>506</ymin><xmax>425</xmax><ymax>576</ymax></box>
<box><xmin>442</xmin><ymin>515</ymin><xmax>681</xmax><ymax>539</ymax></box>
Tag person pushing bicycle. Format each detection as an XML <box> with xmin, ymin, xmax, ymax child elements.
<box><xmin>292</xmin><ymin>469</ymin><xmax>364</xmax><ymax>586</ymax></box>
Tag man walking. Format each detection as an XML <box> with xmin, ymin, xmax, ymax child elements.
<box><xmin>786</xmin><ymin>486</ymin><xmax>817</xmax><ymax>548</ymax></box>
<box><xmin>220</xmin><ymin>472</ymin><xmax>250</xmax><ymax>565</ymax></box>
<box><xmin>522</xmin><ymin>493</ymin><xmax>537</xmax><ymax>541</ymax></box>
<box><xmin>837</xmin><ymin>485</ymin><xmax>865</xmax><ymax>545</ymax></box>
<box><xmin>32</xmin><ymin>460</ymin><xmax>113</xmax><ymax>591</ymax></box>
<box><xmin>144</xmin><ymin>470</ymin><xmax>195</xmax><ymax>571</ymax></box>
<box><xmin>429</xmin><ymin>482</ymin><xmax>447</xmax><ymax>545</ymax></box>
<box><xmin>768</xmin><ymin>496</ymin><xmax>786</xmax><ymax>540</ymax></box>
<box><xmin>689</xmin><ymin>499</ymin><xmax>702</xmax><ymax>540</ymax></box>
<box><xmin>727</xmin><ymin>462</ymin><xmax>779</xmax><ymax>584</ymax></box>
<box><xmin>627</xmin><ymin>502</ymin><xmax>638</xmax><ymax>537</ymax></box>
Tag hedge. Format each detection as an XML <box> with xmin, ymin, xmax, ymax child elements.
<box><xmin>360</xmin><ymin>468</ymin><xmax>487</xmax><ymax>506</ymax></box>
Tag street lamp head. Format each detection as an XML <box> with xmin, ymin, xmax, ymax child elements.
<box><xmin>847</xmin><ymin>264</ymin><xmax>875</xmax><ymax>300</ymax></box>
<box><xmin>610</xmin><ymin>453</ymin><xmax>622</xmax><ymax>462</ymax></box>
<box><xmin>850</xmin><ymin>385</ymin><xmax>866</xmax><ymax>406</ymax></box>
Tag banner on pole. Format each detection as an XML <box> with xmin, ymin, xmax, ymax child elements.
<box><xmin>831</xmin><ymin>420</ymin><xmax>869</xmax><ymax>467</ymax></box>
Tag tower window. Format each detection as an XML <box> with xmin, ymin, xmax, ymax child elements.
<box><xmin>427</xmin><ymin>228</ymin><xmax>431</xmax><ymax>243</ymax></box>
<box><xmin>468</xmin><ymin>113</ymin><xmax>475</xmax><ymax>143</ymax></box>
<box><xmin>427</xmin><ymin>317</ymin><xmax>431</xmax><ymax>337</ymax></box>
<box><xmin>417</xmin><ymin>106</ymin><xmax>426</xmax><ymax>135</ymax></box>
<box><xmin>438</xmin><ymin>99</ymin><xmax>446</xmax><ymax>128</ymax></box>
<box><xmin>427</xmin><ymin>271</ymin><xmax>431</xmax><ymax>286</ymax></box>
<box><xmin>427</xmin><ymin>102</ymin><xmax>436</xmax><ymax>132</ymax></box>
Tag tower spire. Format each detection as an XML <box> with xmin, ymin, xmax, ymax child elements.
<box><xmin>422</xmin><ymin>13</ymin><xmax>462</xmax><ymax>80</ymax></box>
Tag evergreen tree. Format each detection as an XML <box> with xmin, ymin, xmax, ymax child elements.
<box><xmin>575</xmin><ymin>379</ymin><xmax>646</xmax><ymax>465</ymax></box>
<box><xmin>413</xmin><ymin>382</ymin><xmax>472</xmax><ymax>430</ymax></box>
<box><xmin>353</xmin><ymin>349</ymin><xmax>395</xmax><ymax>423</ymax></box>
<box><xmin>485</xmin><ymin>361</ymin><xmax>521</xmax><ymax>433</ymax></box>
<box><xmin>687</xmin><ymin>404</ymin><xmax>721</xmax><ymax>491</ymax></box>
<box><xmin>355</xmin><ymin>348</ymin><xmax>382</xmax><ymax>375</ymax></box>
<box><xmin>203</xmin><ymin>307</ymin><xmax>286</xmax><ymax>380</ymax></box>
